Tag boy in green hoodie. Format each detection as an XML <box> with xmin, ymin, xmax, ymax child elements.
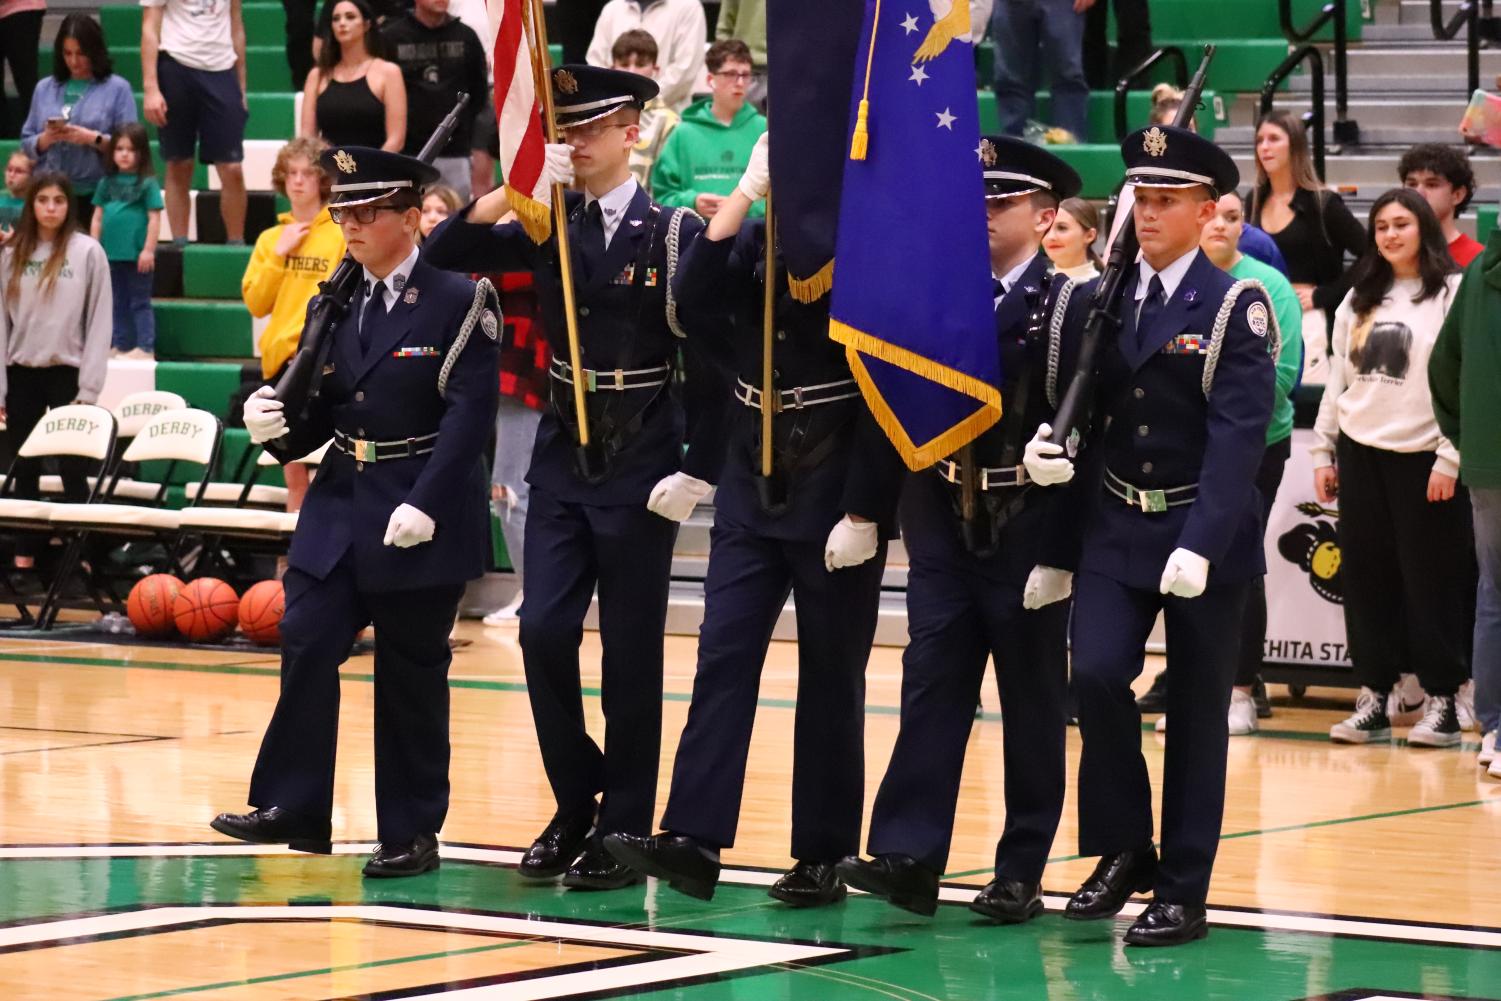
<box><xmin>650</xmin><ymin>39</ymin><xmax>767</xmax><ymax>219</ymax></box>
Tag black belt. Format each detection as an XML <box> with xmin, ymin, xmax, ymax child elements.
<box><xmin>934</xmin><ymin>458</ymin><xmax>1029</xmax><ymax>491</ymax></box>
<box><xmin>735</xmin><ymin>377</ymin><xmax>860</xmax><ymax>411</ymax></box>
<box><xmin>1104</xmin><ymin>468</ymin><xmax>1198</xmax><ymax>512</ymax></box>
<box><xmin>550</xmin><ymin>358</ymin><xmax>671</xmax><ymax>392</ymax></box>
<box><xmin>332</xmin><ymin>429</ymin><xmax>438</xmax><ymax>464</ymax></box>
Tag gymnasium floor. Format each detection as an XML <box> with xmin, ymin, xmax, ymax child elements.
<box><xmin>2</xmin><ymin>624</ymin><xmax>1499</xmax><ymax>1000</ymax></box>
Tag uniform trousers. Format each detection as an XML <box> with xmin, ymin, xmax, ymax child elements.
<box><xmin>1235</xmin><ymin>435</ymin><xmax>1291</xmax><ymax>687</ymax></box>
<box><xmin>660</xmin><ymin>521</ymin><xmax>886</xmax><ymax>862</ymax></box>
<box><xmin>1335</xmin><ymin>434</ymin><xmax>1475</xmax><ymax>698</ymax></box>
<box><xmin>866</xmin><ymin>552</ymin><xmax>1069</xmax><ymax>882</ymax></box>
<box><xmin>248</xmin><ymin>559</ymin><xmax>464</xmax><ymax>845</ymax></box>
<box><xmin>519</xmin><ymin>485</ymin><xmax>677</xmax><ymax>837</ymax></box>
<box><xmin>1072</xmin><ymin>570</ymin><xmax>1249</xmax><ymax>904</ymax></box>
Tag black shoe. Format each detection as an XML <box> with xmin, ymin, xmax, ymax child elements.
<box><xmin>1251</xmin><ymin>675</ymin><xmax>1272</xmax><ymax>719</ymax></box>
<box><xmin>1136</xmin><ymin>671</ymin><xmax>1169</xmax><ymax>714</ymax></box>
<box><xmin>519</xmin><ymin>804</ymin><xmax>595</xmax><ymax>880</ymax></box>
<box><xmin>602</xmin><ymin>832</ymin><xmax>719</xmax><ymax>900</ymax></box>
<box><xmin>363</xmin><ymin>833</ymin><xmax>439</xmax><ymax>878</ymax></box>
<box><xmin>1064</xmin><ymin>845</ymin><xmax>1158</xmax><ymax>920</ymax></box>
<box><xmin>969</xmin><ymin>877</ymin><xmax>1044</xmax><ymax>924</ymax></box>
<box><xmin>769</xmin><ymin>861</ymin><xmax>846</xmax><ymax>908</ymax></box>
<box><xmin>1123</xmin><ymin>900</ymin><xmax>1208</xmax><ymax>946</ymax></box>
<box><xmin>835</xmin><ymin>854</ymin><xmax>939</xmax><ymax>917</ymax></box>
<box><xmin>210</xmin><ymin>806</ymin><xmax>331</xmax><ymax>854</ymax></box>
<box><xmin>563</xmin><ymin>838</ymin><xmax>645</xmax><ymax>891</ymax></box>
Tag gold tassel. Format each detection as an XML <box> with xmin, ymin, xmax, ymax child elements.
<box><xmin>788</xmin><ymin>260</ymin><xmax>835</xmax><ymax>303</ymax></box>
<box><xmin>849</xmin><ymin>100</ymin><xmax>871</xmax><ymax>160</ymax></box>
<box><xmin>506</xmin><ymin>185</ymin><xmax>553</xmax><ymax>244</ymax></box>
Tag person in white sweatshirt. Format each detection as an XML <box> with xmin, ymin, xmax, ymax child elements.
<box><xmin>1312</xmin><ymin>187</ymin><xmax>1475</xmax><ymax>748</ymax></box>
<box><xmin>586</xmin><ymin>0</ymin><xmax>707</xmax><ymax>111</ymax></box>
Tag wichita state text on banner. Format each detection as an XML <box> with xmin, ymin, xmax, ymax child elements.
<box><xmin>488</xmin><ymin>0</ymin><xmax>550</xmax><ymax>243</ymax></box>
<box><xmin>829</xmin><ymin>0</ymin><xmax>1001</xmax><ymax>471</ymax></box>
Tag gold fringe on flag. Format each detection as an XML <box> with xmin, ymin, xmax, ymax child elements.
<box><xmin>506</xmin><ymin>184</ymin><xmax>553</xmax><ymax>244</ymax></box>
<box><xmin>788</xmin><ymin>260</ymin><xmax>834</xmax><ymax>303</ymax></box>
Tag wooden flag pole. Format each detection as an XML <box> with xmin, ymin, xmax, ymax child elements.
<box><xmin>525</xmin><ymin>0</ymin><xmax>590</xmax><ymax>446</ymax></box>
<box><xmin>760</xmin><ymin>190</ymin><xmax>776</xmax><ymax>479</ymax></box>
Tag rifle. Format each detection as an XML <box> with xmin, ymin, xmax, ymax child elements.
<box><xmin>1044</xmin><ymin>45</ymin><xmax>1216</xmax><ymax>457</ymax></box>
<box><xmin>273</xmin><ymin>92</ymin><xmax>472</xmax><ymax>419</ymax></box>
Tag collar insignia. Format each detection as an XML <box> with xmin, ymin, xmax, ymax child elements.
<box><xmin>1182</xmin><ymin>287</ymin><xmax>1198</xmax><ymax>303</ymax></box>
<box><xmin>403</xmin><ymin>287</ymin><xmax>419</xmax><ymax>304</ymax></box>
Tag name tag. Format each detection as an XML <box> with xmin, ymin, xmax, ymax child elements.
<box><xmin>392</xmin><ymin>346</ymin><xmax>440</xmax><ymax>358</ymax></box>
<box><xmin>1161</xmin><ymin>334</ymin><xmax>1207</xmax><ymax>355</ymax></box>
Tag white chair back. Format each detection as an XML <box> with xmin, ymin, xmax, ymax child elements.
<box><xmin>17</xmin><ymin>405</ymin><xmax>116</xmax><ymax>461</ymax></box>
<box><xmin>113</xmin><ymin>391</ymin><xmax>188</xmax><ymax>438</ymax></box>
<box><xmin>121</xmin><ymin>409</ymin><xmax>221</xmax><ymax>465</ymax></box>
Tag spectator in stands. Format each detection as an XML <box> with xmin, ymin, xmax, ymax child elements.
<box><xmin>714</xmin><ymin>0</ymin><xmax>766</xmax><ymax>108</ymax></box>
<box><xmin>283</xmin><ymin>0</ymin><xmax>319</xmax><ymax>91</ymax></box>
<box><xmin>612</xmin><ymin>30</ymin><xmax>680</xmax><ymax>194</ymax></box>
<box><xmin>559</xmin><ymin>0</ymin><xmax>608</xmax><ymax>63</ymax></box>
<box><xmin>19</xmin><ymin>15</ymin><xmax>137</xmax><ymax>223</ymax></box>
<box><xmin>0</xmin><ymin>0</ymin><xmax>46</xmax><ymax>140</ymax></box>
<box><xmin>302</xmin><ymin>0</ymin><xmax>407</xmax><ymax>152</ymax></box>
<box><xmin>990</xmin><ymin>0</ymin><xmax>1091</xmax><ymax>143</ymax></box>
<box><xmin>241</xmin><ymin>138</ymin><xmax>345</xmax><ymax>513</ymax></box>
<box><xmin>1083</xmin><ymin>0</ymin><xmax>1152</xmax><ymax>89</ymax></box>
<box><xmin>419</xmin><ymin>182</ymin><xmax>460</xmax><ymax>238</ymax></box>
<box><xmin>651</xmin><ymin>40</ymin><xmax>766</xmax><ymax>220</ymax></box>
<box><xmin>586</xmin><ymin>0</ymin><xmax>707</xmax><ymax>112</ymax></box>
<box><xmin>1250</xmin><ymin>110</ymin><xmax>1365</xmax><ymax>321</ymax></box>
<box><xmin>1042</xmin><ymin>196</ymin><xmax>1100</xmax><ymax>281</ymax></box>
<box><xmin>1313</xmin><ymin>188</ymin><xmax>1472</xmax><ymax>749</ymax></box>
<box><xmin>1430</xmin><ymin>224</ymin><xmax>1501</xmax><ymax>778</ymax></box>
<box><xmin>1400</xmin><ymin>143</ymin><xmax>1483</xmax><ymax>268</ymax></box>
<box><xmin>90</xmin><ymin>123</ymin><xmax>162</xmax><ymax>360</ymax></box>
<box><xmin>384</xmin><ymin>0</ymin><xmax>487</xmax><ymax>198</ymax></box>
<box><xmin>0</xmin><ymin>151</ymin><xmax>31</xmax><ymax>241</ymax></box>
<box><xmin>142</xmin><ymin>0</ymin><xmax>249</xmax><ymax>245</ymax></box>
<box><xmin>0</xmin><ymin>171</ymin><xmax>111</xmax><ymax>558</ymax></box>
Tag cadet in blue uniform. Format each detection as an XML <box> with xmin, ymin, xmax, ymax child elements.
<box><xmin>603</xmin><ymin>134</ymin><xmax>905</xmax><ymax>906</ymax></box>
<box><xmin>211</xmin><ymin>147</ymin><xmax>501</xmax><ymax>877</ymax></box>
<box><xmin>835</xmin><ymin>138</ymin><xmax>1084</xmax><ymax>921</ymax></box>
<box><xmin>1025</xmin><ymin>125</ymin><xmax>1277</xmax><ymax>946</ymax></box>
<box><xmin>424</xmin><ymin>66</ymin><xmax>713</xmax><ymax>890</ymax></box>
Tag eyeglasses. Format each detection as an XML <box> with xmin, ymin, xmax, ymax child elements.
<box><xmin>330</xmin><ymin>204</ymin><xmax>403</xmax><ymax>224</ymax></box>
<box><xmin>560</xmin><ymin>122</ymin><xmax>627</xmax><ymax>141</ymax></box>
<box><xmin>714</xmin><ymin>71</ymin><xmax>753</xmax><ymax>84</ymax></box>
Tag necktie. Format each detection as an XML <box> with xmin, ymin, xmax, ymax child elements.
<box><xmin>993</xmin><ymin>278</ymin><xmax>1007</xmax><ymax>300</ymax></box>
<box><xmin>360</xmin><ymin>279</ymin><xmax>387</xmax><ymax>354</ymax></box>
<box><xmin>580</xmin><ymin>200</ymin><xmax>607</xmax><ymax>280</ymax></box>
<box><xmin>1136</xmin><ymin>274</ymin><xmax>1165</xmax><ymax>352</ymax></box>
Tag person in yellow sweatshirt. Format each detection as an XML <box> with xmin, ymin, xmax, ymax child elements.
<box><xmin>241</xmin><ymin>137</ymin><xmax>346</xmax><ymax>511</ymax></box>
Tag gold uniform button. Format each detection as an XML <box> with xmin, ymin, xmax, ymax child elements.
<box><xmin>356</xmin><ymin>461</ymin><xmax>365</xmax><ymax>472</ymax></box>
<box><xmin>355</xmin><ymin>391</ymin><xmax>365</xmax><ymax>402</ymax></box>
<box><xmin>579</xmin><ymin>306</ymin><xmax>591</xmax><ymax>317</ymax></box>
<box><xmin>1137</xmin><ymin>425</ymin><xmax>1150</xmax><ymax>437</ymax></box>
<box><xmin>1141</xmin><ymin>461</ymin><xmax>1154</xmax><ymax>474</ymax></box>
<box><xmin>1133</xmin><ymin>387</ymin><xmax>1145</xmax><ymax>399</ymax></box>
<box><xmin>775</xmin><ymin>329</ymin><xmax>786</xmax><ymax>342</ymax></box>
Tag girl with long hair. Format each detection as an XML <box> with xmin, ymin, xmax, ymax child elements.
<box><xmin>300</xmin><ymin>0</ymin><xmax>406</xmax><ymax>151</ymax></box>
<box><xmin>90</xmin><ymin>122</ymin><xmax>162</xmax><ymax>358</ymax></box>
<box><xmin>1043</xmin><ymin>196</ymin><xmax>1101</xmax><ymax>281</ymax></box>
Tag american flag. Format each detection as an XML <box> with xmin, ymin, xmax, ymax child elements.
<box><xmin>488</xmin><ymin>0</ymin><xmax>551</xmax><ymax>243</ymax></box>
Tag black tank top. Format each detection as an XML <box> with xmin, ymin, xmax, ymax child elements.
<box><xmin>316</xmin><ymin>75</ymin><xmax>387</xmax><ymax>148</ymax></box>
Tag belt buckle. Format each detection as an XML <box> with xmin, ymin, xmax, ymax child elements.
<box><xmin>353</xmin><ymin>438</ymin><xmax>376</xmax><ymax>464</ymax></box>
<box><xmin>1139</xmin><ymin>487</ymin><xmax>1166</xmax><ymax>514</ymax></box>
<box><xmin>586</xmin><ymin>369</ymin><xmax>598</xmax><ymax>393</ymax></box>
<box><xmin>980</xmin><ymin>467</ymin><xmax>991</xmax><ymax>491</ymax></box>
<box><xmin>614</xmin><ymin>368</ymin><xmax>625</xmax><ymax>391</ymax></box>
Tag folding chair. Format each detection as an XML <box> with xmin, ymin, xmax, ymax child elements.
<box><xmin>0</xmin><ymin>405</ymin><xmax>117</xmax><ymax>625</ymax></box>
<box><xmin>93</xmin><ymin>390</ymin><xmax>191</xmax><ymax>501</ymax></box>
<box><xmin>184</xmin><ymin>445</ymin><xmax>290</xmax><ymax>512</ymax></box>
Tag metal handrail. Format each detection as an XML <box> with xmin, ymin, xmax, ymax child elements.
<box><xmin>1262</xmin><ymin>45</ymin><xmax>1327</xmax><ymax>181</ymax></box>
<box><xmin>1112</xmin><ymin>46</ymin><xmax>1188</xmax><ymax>141</ymax></box>
<box><xmin>1278</xmin><ymin>0</ymin><xmax>1358</xmax><ymax>145</ymax></box>
<box><xmin>1430</xmin><ymin>0</ymin><xmax>1496</xmax><ymax>97</ymax></box>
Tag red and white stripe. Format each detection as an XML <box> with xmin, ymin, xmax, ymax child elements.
<box><xmin>487</xmin><ymin>0</ymin><xmax>549</xmax><ymax>238</ymax></box>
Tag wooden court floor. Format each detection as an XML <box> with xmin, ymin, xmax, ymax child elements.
<box><xmin>2</xmin><ymin>623</ymin><xmax>1500</xmax><ymax>1000</ymax></box>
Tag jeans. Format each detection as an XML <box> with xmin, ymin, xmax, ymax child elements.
<box><xmin>1473</xmin><ymin>487</ymin><xmax>1501</xmax><ymax>734</ymax></box>
<box><xmin>992</xmin><ymin>0</ymin><xmax>1090</xmax><ymax>140</ymax></box>
<box><xmin>491</xmin><ymin>396</ymin><xmax>542</xmax><ymax>582</ymax></box>
<box><xmin>109</xmin><ymin>261</ymin><xmax>156</xmax><ymax>353</ymax></box>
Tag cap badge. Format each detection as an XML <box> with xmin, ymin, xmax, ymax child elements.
<box><xmin>1143</xmin><ymin>127</ymin><xmax>1168</xmax><ymax>158</ymax></box>
<box><xmin>333</xmin><ymin>149</ymin><xmax>358</xmax><ymax>174</ymax></box>
<box><xmin>554</xmin><ymin>69</ymin><xmax>579</xmax><ymax>95</ymax></box>
<box><xmin>979</xmin><ymin>138</ymin><xmax>998</xmax><ymax>168</ymax></box>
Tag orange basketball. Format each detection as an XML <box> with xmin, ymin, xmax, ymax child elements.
<box><xmin>172</xmin><ymin>578</ymin><xmax>240</xmax><ymax>643</ymax></box>
<box><xmin>238</xmin><ymin>580</ymin><xmax>285</xmax><ymax>646</ymax></box>
<box><xmin>127</xmin><ymin>574</ymin><xmax>184</xmax><ymax>637</ymax></box>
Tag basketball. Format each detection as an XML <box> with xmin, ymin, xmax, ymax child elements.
<box><xmin>172</xmin><ymin>578</ymin><xmax>240</xmax><ymax>643</ymax></box>
<box><xmin>126</xmin><ymin>574</ymin><xmax>184</xmax><ymax>638</ymax></box>
<box><xmin>238</xmin><ymin>580</ymin><xmax>285</xmax><ymax>646</ymax></box>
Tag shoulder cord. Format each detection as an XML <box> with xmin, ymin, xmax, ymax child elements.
<box><xmin>664</xmin><ymin>206</ymin><xmax>702</xmax><ymax>339</ymax></box>
<box><xmin>1202</xmin><ymin>278</ymin><xmax>1281</xmax><ymax>399</ymax></box>
<box><xmin>1045</xmin><ymin>277</ymin><xmax>1077</xmax><ymax>409</ymax></box>
<box><xmin>438</xmin><ymin>277</ymin><xmax>498</xmax><ymax>398</ymax></box>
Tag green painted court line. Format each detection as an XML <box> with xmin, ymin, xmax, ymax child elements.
<box><xmin>100</xmin><ymin>935</ymin><xmax>544</xmax><ymax>1001</ymax></box>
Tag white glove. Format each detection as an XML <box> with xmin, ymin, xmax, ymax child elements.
<box><xmin>738</xmin><ymin>132</ymin><xmax>770</xmax><ymax>201</ymax></box>
<box><xmin>1023</xmin><ymin>423</ymin><xmax>1074</xmax><ymax>486</ymax></box>
<box><xmin>824</xmin><ymin>515</ymin><xmax>879</xmax><ymax>572</ymax></box>
<box><xmin>383</xmin><ymin>503</ymin><xmax>436</xmax><ymax>548</ymax></box>
<box><xmin>647</xmin><ymin>472</ymin><xmax>712</xmax><ymax>522</ymax></box>
<box><xmin>243</xmin><ymin>386</ymin><xmax>287</xmax><ymax>443</ymax></box>
<box><xmin>541</xmin><ymin>142</ymin><xmax>576</xmax><ymax>191</ymax></box>
<box><xmin>1023</xmin><ymin>565</ymin><xmax>1073</xmax><ymax>610</ymax></box>
<box><xmin>1159</xmin><ymin>547</ymin><xmax>1210</xmax><ymax>599</ymax></box>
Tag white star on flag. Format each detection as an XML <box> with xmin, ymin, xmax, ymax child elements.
<box><xmin>936</xmin><ymin>107</ymin><xmax>956</xmax><ymax>130</ymax></box>
<box><xmin>909</xmin><ymin>65</ymin><xmax>929</xmax><ymax>86</ymax></box>
<box><xmin>901</xmin><ymin>12</ymin><xmax>919</xmax><ymax>34</ymax></box>
<box><xmin>974</xmin><ymin>142</ymin><xmax>985</xmax><ymax>161</ymax></box>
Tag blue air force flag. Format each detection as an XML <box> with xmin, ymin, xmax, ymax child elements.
<box><xmin>828</xmin><ymin>0</ymin><xmax>1001</xmax><ymax>471</ymax></box>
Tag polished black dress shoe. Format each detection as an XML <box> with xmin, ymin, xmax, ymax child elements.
<box><xmin>835</xmin><ymin>854</ymin><xmax>939</xmax><ymax>917</ymax></box>
<box><xmin>363</xmin><ymin>833</ymin><xmax>440</xmax><ymax>878</ymax></box>
<box><xmin>1124</xmin><ymin>900</ymin><xmax>1208</xmax><ymax>946</ymax></box>
<box><xmin>562</xmin><ymin>838</ymin><xmax>645</xmax><ymax>891</ymax></box>
<box><xmin>1064</xmin><ymin>845</ymin><xmax>1158</xmax><ymax>920</ymax></box>
<box><xmin>519</xmin><ymin>804</ymin><xmax>595</xmax><ymax>880</ymax></box>
<box><xmin>969</xmin><ymin>877</ymin><xmax>1044</xmax><ymax>924</ymax></box>
<box><xmin>210</xmin><ymin>806</ymin><xmax>331</xmax><ymax>854</ymax></box>
<box><xmin>602</xmin><ymin>832</ymin><xmax>720</xmax><ymax>900</ymax></box>
<box><xmin>769</xmin><ymin>861</ymin><xmax>846</xmax><ymax>908</ymax></box>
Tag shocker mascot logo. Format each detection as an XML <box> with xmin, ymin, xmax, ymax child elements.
<box><xmin>1277</xmin><ymin>502</ymin><xmax>1342</xmax><ymax>604</ymax></box>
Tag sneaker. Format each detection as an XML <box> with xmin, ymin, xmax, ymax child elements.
<box><xmin>1137</xmin><ymin>670</ymin><xmax>1169</xmax><ymax>714</ymax></box>
<box><xmin>1456</xmin><ymin>680</ymin><xmax>1477</xmax><ymax>732</ymax></box>
<box><xmin>1331</xmin><ymin>687</ymin><xmax>1391</xmax><ymax>744</ymax></box>
<box><xmin>1479</xmin><ymin>730</ymin><xmax>1497</xmax><ymax>767</ymax></box>
<box><xmin>1388</xmin><ymin>674</ymin><xmax>1427</xmax><ymax>726</ymax></box>
<box><xmin>1228</xmin><ymin>689</ymin><xmax>1258</xmax><ymax>736</ymax></box>
<box><xmin>482</xmin><ymin>591</ymin><xmax>524</xmax><ymax>626</ymax></box>
<box><xmin>1408</xmin><ymin>696</ymin><xmax>1462</xmax><ymax>748</ymax></box>
<box><xmin>1251</xmin><ymin>675</ymin><xmax>1272</xmax><ymax>719</ymax></box>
